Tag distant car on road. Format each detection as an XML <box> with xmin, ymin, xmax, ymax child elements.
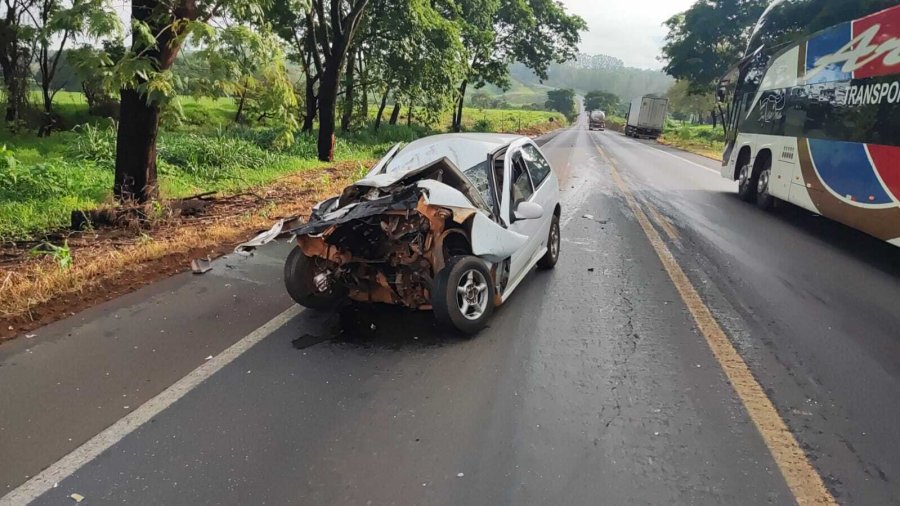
<box><xmin>283</xmin><ymin>133</ymin><xmax>562</xmax><ymax>334</ymax></box>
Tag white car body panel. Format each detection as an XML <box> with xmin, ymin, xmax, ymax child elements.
<box><xmin>470</xmin><ymin>212</ymin><xmax>529</xmax><ymax>262</ymax></box>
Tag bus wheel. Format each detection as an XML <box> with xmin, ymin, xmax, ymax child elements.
<box><xmin>756</xmin><ymin>163</ymin><xmax>775</xmax><ymax>210</ymax></box>
<box><xmin>737</xmin><ymin>162</ymin><xmax>757</xmax><ymax>202</ymax></box>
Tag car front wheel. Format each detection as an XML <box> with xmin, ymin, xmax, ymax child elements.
<box><xmin>284</xmin><ymin>247</ymin><xmax>347</xmax><ymax>310</ymax></box>
<box><xmin>538</xmin><ymin>213</ymin><xmax>560</xmax><ymax>270</ymax></box>
<box><xmin>433</xmin><ymin>256</ymin><xmax>495</xmax><ymax>335</ymax></box>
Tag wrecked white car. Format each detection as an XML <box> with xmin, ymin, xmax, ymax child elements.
<box><xmin>283</xmin><ymin>133</ymin><xmax>561</xmax><ymax>334</ymax></box>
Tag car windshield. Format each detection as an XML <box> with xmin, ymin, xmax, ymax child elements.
<box><xmin>462</xmin><ymin>160</ymin><xmax>493</xmax><ymax>207</ymax></box>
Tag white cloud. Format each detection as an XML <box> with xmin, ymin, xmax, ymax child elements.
<box><xmin>560</xmin><ymin>0</ymin><xmax>696</xmax><ymax>69</ymax></box>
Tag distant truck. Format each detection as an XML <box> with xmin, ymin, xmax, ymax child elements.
<box><xmin>588</xmin><ymin>110</ymin><xmax>606</xmax><ymax>131</ymax></box>
<box><xmin>625</xmin><ymin>96</ymin><xmax>668</xmax><ymax>139</ymax></box>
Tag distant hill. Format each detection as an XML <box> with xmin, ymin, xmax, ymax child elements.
<box><xmin>510</xmin><ymin>56</ymin><xmax>673</xmax><ymax>102</ymax></box>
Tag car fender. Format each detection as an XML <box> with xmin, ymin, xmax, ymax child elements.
<box><xmin>469</xmin><ymin>212</ymin><xmax>528</xmax><ymax>262</ymax></box>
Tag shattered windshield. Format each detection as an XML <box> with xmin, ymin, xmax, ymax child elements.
<box><xmin>462</xmin><ymin>160</ymin><xmax>493</xmax><ymax>207</ymax></box>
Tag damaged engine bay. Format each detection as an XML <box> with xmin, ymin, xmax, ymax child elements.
<box><xmin>285</xmin><ymin>158</ymin><xmax>518</xmax><ymax>309</ymax></box>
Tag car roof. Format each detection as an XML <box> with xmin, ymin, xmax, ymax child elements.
<box><xmin>385</xmin><ymin>133</ymin><xmax>527</xmax><ymax>174</ymax></box>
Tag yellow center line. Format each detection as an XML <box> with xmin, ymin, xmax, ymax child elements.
<box><xmin>591</xmin><ymin>139</ymin><xmax>837</xmax><ymax>506</ymax></box>
<box><xmin>644</xmin><ymin>201</ymin><xmax>682</xmax><ymax>244</ymax></box>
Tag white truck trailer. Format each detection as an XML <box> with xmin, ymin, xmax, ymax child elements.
<box><xmin>625</xmin><ymin>96</ymin><xmax>668</xmax><ymax>139</ymax></box>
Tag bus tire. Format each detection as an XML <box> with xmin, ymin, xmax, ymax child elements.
<box><xmin>737</xmin><ymin>161</ymin><xmax>757</xmax><ymax>202</ymax></box>
<box><xmin>756</xmin><ymin>162</ymin><xmax>776</xmax><ymax>211</ymax></box>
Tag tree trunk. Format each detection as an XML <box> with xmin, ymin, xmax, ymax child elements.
<box><xmin>113</xmin><ymin>0</ymin><xmax>193</xmax><ymax>203</ymax></box>
<box><xmin>407</xmin><ymin>102</ymin><xmax>413</xmax><ymax>126</ymax></box>
<box><xmin>340</xmin><ymin>49</ymin><xmax>355</xmax><ymax>132</ymax></box>
<box><xmin>303</xmin><ymin>76</ymin><xmax>318</xmax><ymax>133</ymax></box>
<box><xmin>389</xmin><ymin>102</ymin><xmax>400</xmax><ymax>125</ymax></box>
<box><xmin>374</xmin><ymin>88</ymin><xmax>389</xmax><ymax>130</ymax></box>
<box><xmin>452</xmin><ymin>80</ymin><xmax>467</xmax><ymax>132</ymax></box>
<box><xmin>358</xmin><ymin>49</ymin><xmax>368</xmax><ymax>122</ymax></box>
<box><xmin>1</xmin><ymin>51</ymin><xmax>28</xmax><ymax>125</ymax></box>
<box><xmin>317</xmin><ymin>58</ymin><xmax>341</xmax><ymax>161</ymax></box>
<box><xmin>234</xmin><ymin>91</ymin><xmax>246</xmax><ymax>124</ymax></box>
<box><xmin>114</xmin><ymin>88</ymin><xmax>160</xmax><ymax>202</ymax></box>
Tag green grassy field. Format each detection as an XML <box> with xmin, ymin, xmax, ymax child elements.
<box><xmin>0</xmin><ymin>92</ymin><xmax>566</xmax><ymax>240</ymax></box>
<box><xmin>474</xmin><ymin>79</ymin><xmax>550</xmax><ymax>107</ymax></box>
<box><xmin>659</xmin><ymin>122</ymin><xmax>725</xmax><ymax>159</ymax></box>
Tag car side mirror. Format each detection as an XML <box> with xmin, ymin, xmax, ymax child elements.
<box><xmin>514</xmin><ymin>201</ymin><xmax>544</xmax><ymax>221</ymax></box>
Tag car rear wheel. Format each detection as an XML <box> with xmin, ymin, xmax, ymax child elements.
<box><xmin>538</xmin><ymin>214</ymin><xmax>560</xmax><ymax>270</ymax></box>
<box><xmin>433</xmin><ymin>256</ymin><xmax>495</xmax><ymax>335</ymax></box>
<box><xmin>284</xmin><ymin>247</ymin><xmax>347</xmax><ymax>310</ymax></box>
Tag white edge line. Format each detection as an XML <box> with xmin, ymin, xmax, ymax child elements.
<box><xmin>639</xmin><ymin>142</ymin><xmax>722</xmax><ymax>175</ymax></box>
<box><xmin>0</xmin><ymin>305</ymin><xmax>303</xmax><ymax>506</ymax></box>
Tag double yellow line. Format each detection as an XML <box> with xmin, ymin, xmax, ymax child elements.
<box><xmin>593</xmin><ymin>141</ymin><xmax>837</xmax><ymax>506</ymax></box>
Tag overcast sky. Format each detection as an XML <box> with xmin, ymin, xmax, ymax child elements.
<box><xmin>560</xmin><ymin>0</ymin><xmax>696</xmax><ymax>70</ymax></box>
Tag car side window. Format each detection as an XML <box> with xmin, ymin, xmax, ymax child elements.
<box><xmin>521</xmin><ymin>145</ymin><xmax>551</xmax><ymax>187</ymax></box>
<box><xmin>510</xmin><ymin>153</ymin><xmax>534</xmax><ymax>206</ymax></box>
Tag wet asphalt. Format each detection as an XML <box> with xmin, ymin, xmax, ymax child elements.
<box><xmin>2</xmin><ymin>116</ymin><xmax>900</xmax><ymax>505</ymax></box>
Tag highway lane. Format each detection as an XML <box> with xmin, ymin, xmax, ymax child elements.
<box><xmin>2</xmin><ymin>118</ymin><xmax>899</xmax><ymax>504</ymax></box>
<box><xmin>593</xmin><ymin>130</ymin><xmax>900</xmax><ymax>504</ymax></box>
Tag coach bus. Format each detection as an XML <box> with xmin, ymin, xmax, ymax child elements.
<box><xmin>718</xmin><ymin>0</ymin><xmax>900</xmax><ymax>247</ymax></box>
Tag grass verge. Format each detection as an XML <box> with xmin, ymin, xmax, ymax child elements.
<box><xmin>0</xmin><ymin>162</ymin><xmax>364</xmax><ymax>341</ymax></box>
<box><xmin>659</xmin><ymin>123</ymin><xmax>724</xmax><ymax>161</ymax></box>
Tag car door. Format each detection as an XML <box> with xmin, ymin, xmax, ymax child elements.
<box><xmin>520</xmin><ymin>142</ymin><xmax>559</xmax><ymax>252</ymax></box>
<box><xmin>504</xmin><ymin>148</ymin><xmax>543</xmax><ymax>282</ymax></box>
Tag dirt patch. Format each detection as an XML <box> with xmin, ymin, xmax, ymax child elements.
<box><xmin>0</xmin><ymin>161</ymin><xmax>367</xmax><ymax>343</ymax></box>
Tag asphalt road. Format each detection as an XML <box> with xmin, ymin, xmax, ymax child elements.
<box><xmin>2</xmin><ymin>116</ymin><xmax>899</xmax><ymax>505</ymax></box>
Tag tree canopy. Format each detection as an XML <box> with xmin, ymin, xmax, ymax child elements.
<box><xmin>661</xmin><ymin>0</ymin><xmax>767</xmax><ymax>95</ymax></box>
<box><xmin>584</xmin><ymin>90</ymin><xmax>619</xmax><ymax>113</ymax></box>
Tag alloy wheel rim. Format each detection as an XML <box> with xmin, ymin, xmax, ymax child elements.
<box><xmin>758</xmin><ymin>170</ymin><xmax>769</xmax><ymax>195</ymax></box>
<box><xmin>456</xmin><ymin>269</ymin><xmax>488</xmax><ymax>321</ymax></box>
<box><xmin>550</xmin><ymin>222</ymin><xmax>560</xmax><ymax>258</ymax></box>
<box><xmin>739</xmin><ymin>164</ymin><xmax>750</xmax><ymax>188</ymax></box>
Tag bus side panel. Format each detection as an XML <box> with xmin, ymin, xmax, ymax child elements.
<box><xmin>795</xmin><ymin>138</ymin><xmax>900</xmax><ymax>244</ymax></box>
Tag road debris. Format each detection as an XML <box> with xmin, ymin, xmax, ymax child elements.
<box><xmin>69</xmin><ymin>493</ymin><xmax>85</xmax><ymax>503</ymax></box>
<box><xmin>582</xmin><ymin>214</ymin><xmax>609</xmax><ymax>224</ymax></box>
<box><xmin>190</xmin><ymin>258</ymin><xmax>212</xmax><ymax>274</ymax></box>
<box><xmin>234</xmin><ymin>219</ymin><xmax>288</xmax><ymax>255</ymax></box>
<box><xmin>457</xmin><ymin>472</ymin><xmax>464</xmax><ymax>478</ymax></box>
<box><xmin>25</xmin><ymin>333</ymin><xmax>36</xmax><ymax>338</ymax></box>
<box><xmin>205</xmin><ymin>355</ymin><xmax>214</xmax><ymax>360</ymax></box>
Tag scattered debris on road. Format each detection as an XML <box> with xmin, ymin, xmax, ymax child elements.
<box><xmin>234</xmin><ymin>217</ymin><xmax>301</xmax><ymax>256</ymax></box>
<box><xmin>190</xmin><ymin>257</ymin><xmax>213</xmax><ymax>274</ymax></box>
<box><xmin>69</xmin><ymin>493</ymin><xmax>85</xmax><ymax>503</ymax></box>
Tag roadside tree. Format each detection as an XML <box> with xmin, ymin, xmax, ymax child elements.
<box><xmin>449</xmin><ymin>0</ymin><xmax>585</xmax><ymax>132</ymax></box>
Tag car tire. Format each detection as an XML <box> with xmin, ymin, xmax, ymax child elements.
<box><xmin>284</xmin><ymin>247</ymin><xmax>346</xmax><ymax>310</ymax></box>
<box><xmin>433</xmin><ymin>255</ymin><xmax>495</xmax><ymax>335</ymax></box>
<box><xmin>737</xmin><ymin>161</ymin><xmax>757</xmax><ymax>202</ymax></box>
<box><xmin>756</xmin><ymin>162</ymin><xmax>776</xmax><ymax>210</ymax></box>
<box><xmin>538</xmin><ymin>213</ymin><xmax>560</xmax><ymax>270</ymax></box>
